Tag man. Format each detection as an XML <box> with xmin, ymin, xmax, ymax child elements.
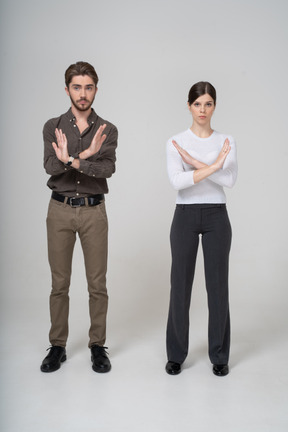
<box><xmin>41</xmin><ymin>61</ymin><xmax>117</xmax><ymax>373</ymax></box>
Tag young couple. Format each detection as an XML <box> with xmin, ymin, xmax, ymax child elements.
<box><xmin>41</xmin><ymin>61</ymin><xmax>237</xmax><ymax>377</ymax></box>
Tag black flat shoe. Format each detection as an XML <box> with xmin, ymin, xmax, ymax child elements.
<box><xmin>212</xmin><ymin>364</ymin><xmax>229</xmax><ymax>376</ymax></box>
<box><xmin>165</xmin><ymin>361</ymin><xmax>182</xmax><ymax>375</ymax></box>
<box><xmin>91</xmin><ymin>345</ymin><xmax>111</xmax><ymax>373</ymax></box>
<box><xmin>40</xmin><ymin>346</ymin><xmax>66</xmax><ymax>373</ymax></box>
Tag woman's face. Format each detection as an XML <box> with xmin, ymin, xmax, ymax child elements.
<box><xmin>188</xmin><ymin>93</ymin><xmax>215</xmax><ymax>126</ymax></box>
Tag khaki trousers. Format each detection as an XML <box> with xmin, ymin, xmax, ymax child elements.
<box><xmin>46</xmin><ymin>198</ymin><xmax>108</xmax><ymax>348</ymax></box>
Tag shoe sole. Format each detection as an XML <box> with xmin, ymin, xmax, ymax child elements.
<box><xmin>92</xmin><ymin>364</ymin><xmax>111</xmax><ymax>373</ymax></box>
<box><xmin>212</xmin><ymin>366</ymin><xmax>229</xmax><ymax>377</ymax></box>
<box><xmin>166</xmin><ymin>369</ymin><xmax>181</xmax><ymax>375</ymax></box>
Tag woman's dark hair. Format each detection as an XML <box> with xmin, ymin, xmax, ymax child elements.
<box><xmin>65</xmin><ymin>61</ymin><xmax>99</xmax><ymax>87</ymax></box>
<box><xmin>188</xmin><ymin>81</ymin><xmax>216</xmax><ymax>105</ymax></box>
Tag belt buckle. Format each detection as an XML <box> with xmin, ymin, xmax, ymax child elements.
<box><xmin>69</xmin><ymin>197</ymin><xmax>81</xmax><ymax>208</ymax></box>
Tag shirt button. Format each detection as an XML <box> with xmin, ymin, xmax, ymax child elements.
<box><xmin>76</xmin><ymin>193</ymin><xmax>79</xmax><ymax>196</ymax></box>
<box><xmin>73</xmin><ymin>125</ymin><xmax>76</xmax><ymax>128</ymax></box>
<box><xmin>77</xmin><ymin>181</ymin><xmax>80</xmax><ymax>184</ymax></box>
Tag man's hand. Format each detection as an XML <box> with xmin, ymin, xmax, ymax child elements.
<box><xmin>82</xmin><ymin>124</ymin><xmax>107</xmax><ymax>159</ymax></box>
<box><xmin>52</xmin><ymin>128</ymin><xmax>69</xmax><ymax>164</ymax></box>
<box><xmin>52</xmin><ymin>124</ymin><xmax>108</xmax><ymax>169</ymax></box>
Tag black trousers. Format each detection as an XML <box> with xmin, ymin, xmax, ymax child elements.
<box><xmin>166</xmin><ymin>204</ymin><xmax>232</xmax><ymax>365</ymax></box>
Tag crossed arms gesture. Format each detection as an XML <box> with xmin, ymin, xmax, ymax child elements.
<box><xmin>172</xmin><ymin>138</ymin><xmax>231</xmax><ymax>184</ymax></box>
<box><xmin>52</xmin><ymin>124</ymin><xmax>107</xmax><ymax>169</ymax></box>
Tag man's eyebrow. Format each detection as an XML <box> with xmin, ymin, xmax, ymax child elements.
<box><xmin>71</xmin><ymin>84</ymin><xmax>95</xmax><ymax>87</ymax></box>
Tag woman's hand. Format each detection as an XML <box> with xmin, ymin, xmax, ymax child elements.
<box><xmin>173</xmin><ymin>140</ymin><xmax>205</xmax><ymax>169</ymax></box>
<box><xmin>189</xmin><ymin>138</ymin><xmax>231</xmax><ymax>184</ymax></box>
<box><xmin>172</xmin><ymin>137</ymin><xmax>231</xmax><ymax>184</ymax></box>
<box><xmin>214</xmin><ymin>138</ymin><xmax>231</xmax><ymax>170</ymax></box>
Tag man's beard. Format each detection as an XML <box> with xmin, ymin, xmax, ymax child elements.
<box><xmin>70</xmin><ymin>95</ymin><xmax>95</xmax><ymax>112</ymax></box>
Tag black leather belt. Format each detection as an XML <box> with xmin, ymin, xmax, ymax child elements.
<box><xmin>52</xmin><ymin>191</ymin><xmax>103</xmax><ymax>207</ymax></box>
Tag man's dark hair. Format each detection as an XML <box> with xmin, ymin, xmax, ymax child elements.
<box><xmin>188</xmin><ymin>81</ymin><xmax>216</xmax><ymax>106</ymax></box>
<box><xmin>65</xmin><ymin>61</ymin><xmax>99</xmax><ymax>87</ymax></box>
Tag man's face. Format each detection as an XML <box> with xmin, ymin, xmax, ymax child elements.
<box><xmin>65</xmin><ymin>75</ymin><xmax>97</xmax><ymax>112</ymax></box>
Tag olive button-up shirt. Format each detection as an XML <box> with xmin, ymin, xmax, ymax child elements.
<box><xmin>43</xmin><ymin>108</ymin><xmax>118</xmax><ymax>197</ymax></box>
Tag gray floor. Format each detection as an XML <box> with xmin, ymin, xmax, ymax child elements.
<box><xmin>1</xmin><ymin>292</ymin><xmax>287</xmax><ymax>432</ymax></box>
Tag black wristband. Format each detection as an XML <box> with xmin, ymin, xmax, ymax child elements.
<box><xmin>65</xmin><ymin>156</ymin><xmax>74</xmax><ymax>166</ymax></box>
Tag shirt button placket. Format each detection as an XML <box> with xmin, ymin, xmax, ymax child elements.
<box><xmin>76</xmin><ymin>137</ymin><xmax>82</xmax><ymax>196</ymax></box>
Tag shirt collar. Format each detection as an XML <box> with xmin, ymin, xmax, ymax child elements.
<box><xmin>65</xmin><ymin>107</ymin><xmax>98</xmax><ymax>125</ymax></box>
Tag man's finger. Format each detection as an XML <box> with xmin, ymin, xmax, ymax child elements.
<box><xmin>101</xmin><ymin>134</ymin><xmax>107</xmax><ymax>143</ymax></box>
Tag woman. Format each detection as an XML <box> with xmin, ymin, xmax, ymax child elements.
<box><xmin>165</xmin><ymin>81</ymin><xmax>237</xmax><ymax>376</ymax></box>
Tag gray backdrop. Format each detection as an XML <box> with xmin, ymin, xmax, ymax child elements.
<box><xmin>1</xmin><ymin>0</ymin><xmax>287</xmax><ymax>353</ymax></box>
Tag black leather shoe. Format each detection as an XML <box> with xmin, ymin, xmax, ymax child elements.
<box><xmin>213</xmin><ymin>364</ymin><xmax>229</xmax><ymax>376</ymax></box>
<box><xmin>165</xmin><ymin>361</ymin><xmax>181</xmax><ymax>375</ymax></box>
<box><xmin>40</xmin><ymin>346</ymin><xmax>66</xmax><ymax>373</ymax></box>
<box><xmin>91</xmin><ymin>345</ymin><xmax>111</xmax><ymax>373</ymax></box>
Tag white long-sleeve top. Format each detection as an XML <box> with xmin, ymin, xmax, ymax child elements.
<box><xmin>167</xmin><ymin>129</ymin><xmax>238</xmax><ymax>204</ymax></box>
